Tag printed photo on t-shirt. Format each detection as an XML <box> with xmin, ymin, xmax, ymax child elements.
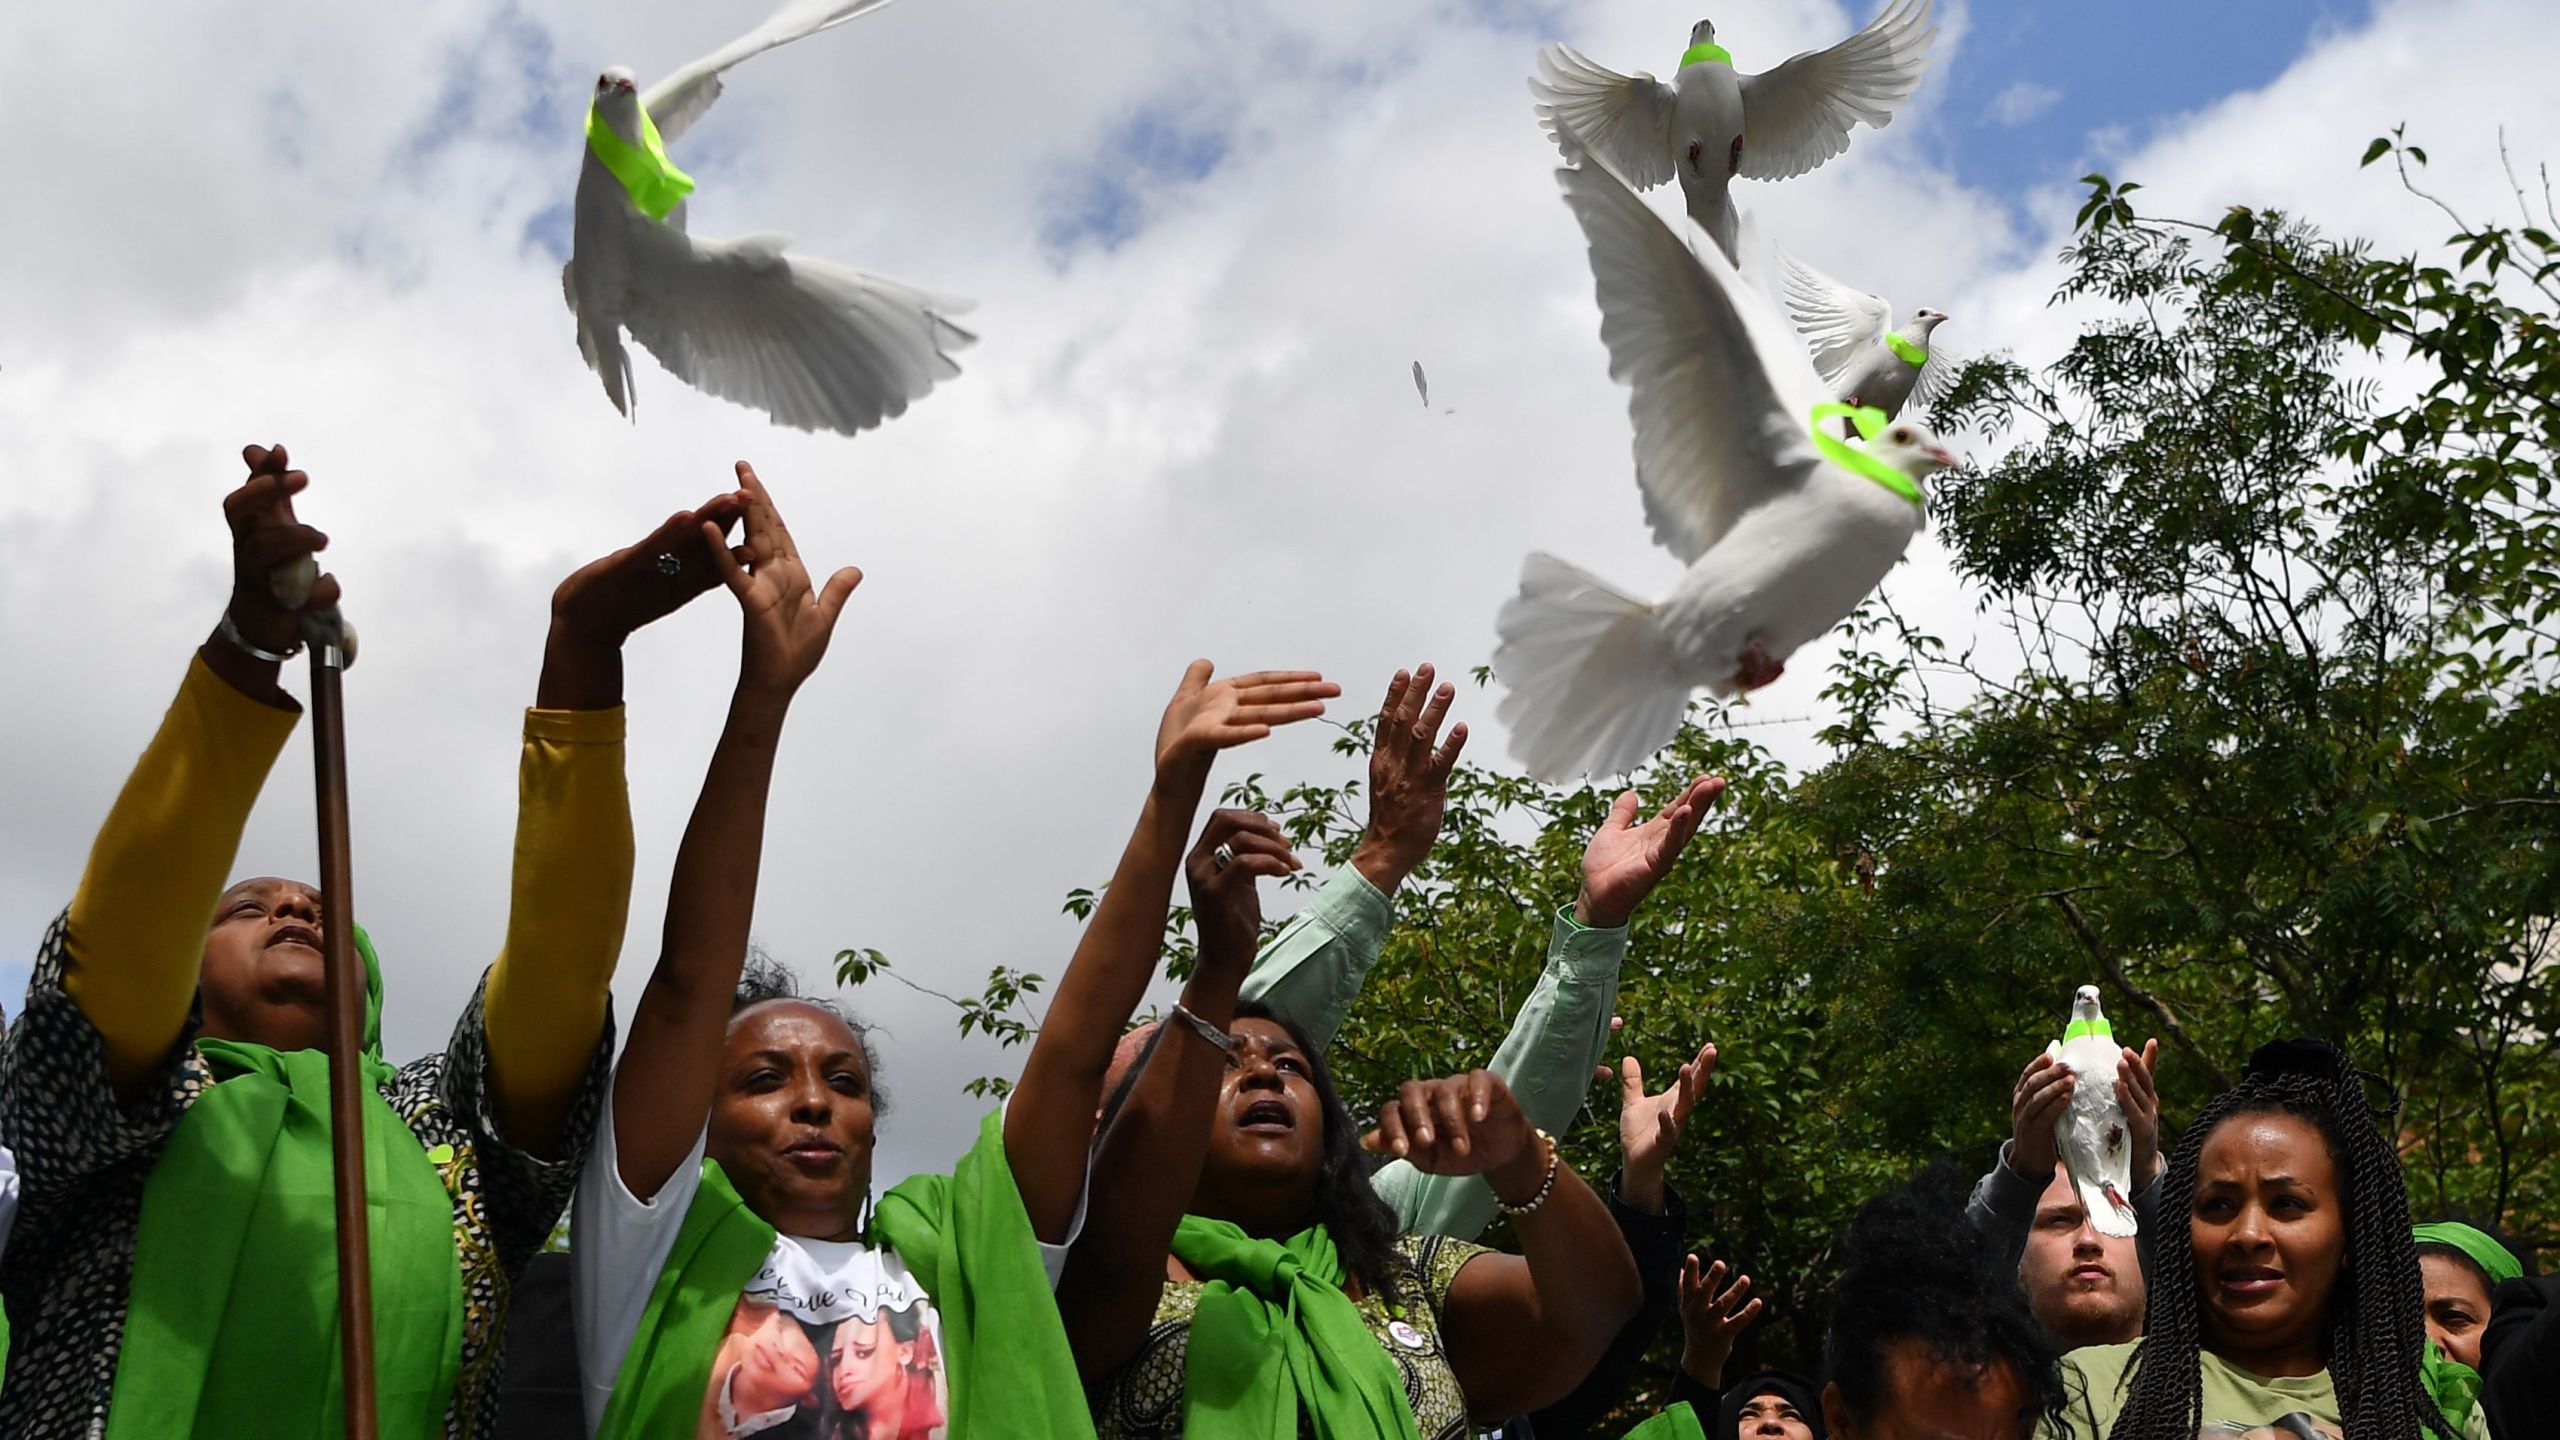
<box><xmin>2201</xmin><ymin>1416</ymin><xmax>2342</xmax><ymax>1440</ymax></box>
<box><xmin>700</xmin><ymin>1242</ymin><xmax>948</xmax><ymax>1440</ymax></box>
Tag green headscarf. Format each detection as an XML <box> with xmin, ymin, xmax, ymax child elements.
<box><xmin>597</xmin><ymin>1108</ymin><xmax>1094</xmax><ymax>1439</ymax></box>
<box><xmin>2412</xmin><ymin>1223</ymin><xmax>2520</xmax><ymax>1436</ymax></box>
<box><xmin>1168</xmin><ymin>1216</ymin><xmax>1422</xmax><ymax>1440</ymax></box>
<box><xmin>107</xmin><ymin>925</ymin><xmax>465</xmax><ymax>1440</ymax></box>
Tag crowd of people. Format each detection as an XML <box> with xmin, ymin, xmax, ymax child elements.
<box><xmin>0</xmin><ymin>447</ymin><xmax>2550</xmax><ymax>1440</ymax></box>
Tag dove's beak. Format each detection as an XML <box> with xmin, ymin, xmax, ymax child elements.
<box><xmin>1928</xmin><ymin>447</ymin><xmax>1960</xmax><ymax>471</ymax></box>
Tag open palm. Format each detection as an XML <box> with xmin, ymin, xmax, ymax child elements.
<box><xmin>1577</xmin><ymin>776</ymin><xmax>1727</xmax><ymax>927</ymax></box>
<box><xmin>708</xmin><ymin>462</ymin><xmax>861</xmax><ymax>696</ymax></box>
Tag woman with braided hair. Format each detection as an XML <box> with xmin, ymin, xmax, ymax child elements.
<box><xmin>2045</xmin><ymin>1039</ymin><xmax>2489</xmax><ymax>1440</ymax></box>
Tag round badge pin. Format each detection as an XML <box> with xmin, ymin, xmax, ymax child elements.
<box><xmin>1388</xmin><ymin>1319</ymin><xmax>1428</xmax><ymax>1351</ymax></box>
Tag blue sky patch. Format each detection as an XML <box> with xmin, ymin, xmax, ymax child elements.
<box><xmin>1040</xmin><ymin>102</ymin><xmax>1233</xmax><ymax>256</ymax></box>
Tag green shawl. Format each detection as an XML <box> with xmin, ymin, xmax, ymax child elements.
<box><xmin>2413</xmin><ymin>1222</ymin><xmax>2522</xmax><ymax>1436</ymax></box>
<box><xmin>107</xmin><ymin>926</ymin><xmax>464</xmax><ymax>1440</ymax></box>
<box><xmin>1621</xmin><ymin>1401</ymin><xmax>1709</xmax><ymax>1440</ymax></box>
<box><xmin>597</xmin><ymin>1108</ymin><xmax>1092</xmax><ymax>1439</ymax></box>
<box><xmin>1168</xmin><ymin>1216</ymin><xmax>1422</xmax><ymax>1440</ymax></box>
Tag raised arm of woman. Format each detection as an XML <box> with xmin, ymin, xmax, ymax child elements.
<box><xmin>479</xmin><ymin>486</ymin><xmax>751</xmax><ymax>1160</ymax></box>
<box><xmin>1004</xmin><ymin>664</ymin><xmax>1336</xmax><ymax>1244</ymax></box>
<box><xmin>1371</xmin><ymin>1071</ymin><xmax>1643</xmax><ymax>1421</ymax></box>
<box><xmin>64</xmin><ymin>445</ymin><xmax>333</xmax><ymax>1103</ymax></box>
<box><xmin>581</xmin><ymin>466</ymin><xmax>862</xmax><ymax>1203</ymax></box>
<box><xmin>1058</xmin><ymin>808</ymin><xmax>1292</xmax><ymax>1378</ymax></box>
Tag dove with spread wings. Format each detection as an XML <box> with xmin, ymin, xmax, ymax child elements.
<box><xmin>1779</xmin><ymin>248</ymin><xmax>1954</xmax><ymax>421</ymax></box>
<box><xmin>1529</xmin><ymin>1</ymin><xmax>1936</xmax><ymax>264</ymax></box>
<box><xmin>568</xmin><ymin>0</ymin><xmax>974</xmax><ymax>437</ymax></box>
<box><xmin>1494</xmin><ymin>148</ymin><xmax>1957</xmax><ymax>784</ymax></box>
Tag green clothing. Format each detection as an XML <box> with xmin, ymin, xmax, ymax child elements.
<box><xmin>1165</xmin><ymin>1217</ymin><xmax>1420</xmax><ymax>1440</ymax></box>
<box><xmin>108</xmin><ymin>926</ymin><xmax>464</xmax><ymax>1440</ymax></box>
<box><xmin>2047</xmin><ymin>1341</ymin><xmax>2492</xmax><ymax>1439</ymax></box>
<box><xmin>1241</xmin><ymin>871</ymin><xmax>1628</xmax><ymax>1241</ymax></box>
<box><xmin>1622</xmin><ymin>1402</ymin><xmax>1707</xmax><ymax>1440</ymax></box>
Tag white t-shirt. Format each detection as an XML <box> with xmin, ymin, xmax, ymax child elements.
<box><xmin>573</xmin><ymin>1092</ymin><xmax>1076</xmax><ymax>1440</ymax></box>
<box><xmin>0</xmin><ymin>1141</ymin><xmax>19</xmax><ymax>1263</ymax></box>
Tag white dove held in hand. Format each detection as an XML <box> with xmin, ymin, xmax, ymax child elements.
<box><xmin>1529</xmin><ymin>0</ymin><xmax>1937</xmax><ymax>263</ymax></box>
<box><xmin>1493</xmin><ymin>149</ymin><xmax>1957</xmax><ymax>784</ymax></box>
<box><xmin>565</xmin><ymin>0</ymin><xmax>975</xmax><ymax>438</ymax></box>
<box><xmin>2048</xmin><ymin>985</ymin><xmax>2139</xmax><ymax>1238</ymax></box>
<box><xmin>1781</xmin><ymin>249</ymin><xmax>1952</xmax><ymax>419</ymax></box>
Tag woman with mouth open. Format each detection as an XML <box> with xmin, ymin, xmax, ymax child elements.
<box><xmin>567</xmin><ymin>462</ymin><xmax>1341</xmax><ymax>1439</ymax></box>
<box><xmin>2042</xmin><ymin>1039</ymin><xmax>2487</xmax><ymax>1440</ymax></box>
<box><xmin>1062</xmin><ymin>805</ymin><xmax>1643</xmax><ymax>1438</ymax></box>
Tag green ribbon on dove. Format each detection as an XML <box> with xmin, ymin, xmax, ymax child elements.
<box><xmin>587</xmin><ymin>102</ymin><xmax>696</xmax><ymax>222</ymax></box>
<box><xmin>1810</xmin><ymin>402</ymin><xmax>1924</xmax><ymax>508</ymax></box>
<box><xmin>2062</xmin><ymin>1014</ymin><xmax>2114</xmax><ymax>1043</ymax></box>
<box><xmin>1885</xmin><ymin>330</ymin><xmax>1929</xmax><ymax>366</ymax></box>
<box><xmin>1678</xmin><ymin>41</ymin><xmax>1733</xmax><ymax>69</ymax></box>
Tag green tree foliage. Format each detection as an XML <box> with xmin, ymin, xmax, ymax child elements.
<box><xmin>843</xmin><ymin>138</ymin><xmax>2560</xmax><ymax>1410</ymax></box>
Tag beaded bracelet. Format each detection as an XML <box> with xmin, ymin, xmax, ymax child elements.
<box><xmin>1496</xmin><ymin>1128</ymin><xmax>1561</xmax><ymax>1216</ymax></box>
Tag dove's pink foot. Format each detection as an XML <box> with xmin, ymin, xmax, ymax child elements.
<box><xmin>1735</xmin><ymin>641</ymin><xmax>1785</xmax><ymax>692</ymax></box>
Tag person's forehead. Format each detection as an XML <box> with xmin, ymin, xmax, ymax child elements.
<box><xmin>221</xmin><ymin>875</ymin><xmax>318</xmax><ymax>904</ymax></box>
<box><xmin>2035</xmin><ymin>1168</ymin><xmax>2085</xmax><ymax>1214</ymax></box>
<box><xmin>2419</xmin><ymin>1253</ymin><xmax>2493</xmax><ymax>1303</ymax></box>
<box><xmin>2198</xmin><ymin>1111</ymin><xmax>2335</xmax><ymax>1183</ymax></box>
<box><xmin>728</xmin><ymin>1000</ymin><xmax>863</xmax><ymax>1054</ymax></box>
<box><xmin>1879</xmin><ymin>1342</ymin><xmax>2032</xmax><ymax>1438</ymax></box>
<box><xmin>1230</xmin><ymin>1018</ymin><xmax>1302</xmax><ymax>1055</ymax></box>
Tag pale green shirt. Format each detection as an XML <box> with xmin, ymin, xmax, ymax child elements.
<box><xmin>1240</xmin><ymin>868</ymin><xmax>1628</xmax><ymax>1241</ymax></box>
<box><xmin>2045</xmin><ymin>1340</ymin><xmax>2491</xmax><ymax>1439</ymax></box>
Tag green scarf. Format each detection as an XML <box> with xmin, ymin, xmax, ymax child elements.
<box><xmin>2413</xmin><ymin>1222</ymin><xmax>2524</xmax><ymax>1285</ymax></box>
<box><xmin>1810</xmin><ymin>401</ymin><xmax>1924</xmax><ymax>507</ymax></box>
<box><xmin>1622</xmin><ymin>1401</ymin><xmax>1709</xmax><ymax>1440</ymax></box>
<box><xmin>108</xmin><ymin>926</ymin><xmax>465</xmax><ymax>1440</ymax></box>
<box><xmin>1169</xmin><ymin>1216</ymin><xmax>1422</xmax><ymax>1440</ymax></box>
<box><xmin>586</xmin><ymin>102</ymin><xmax>695</xmax><ymax>223</ymax></box>
<box><xmin>598</xmin><ymin>1108</ymin><xmax>1093</xmax><ymax>1439</ymax></box>
<box><xmin>2419</xmin><ymin>1339</ymin><xmax>2483</xmax><ymax>1436</ymax></box>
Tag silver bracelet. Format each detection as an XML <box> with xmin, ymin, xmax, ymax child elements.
<box><xmin>218</xmin><ymin>610</ymin><xmax>300</xmax><ymax>664</ymax></box>
<box><xmin>1496</xmin><ymin>1128</ymin><xmax>1561</xmax><ymax>1216</ymax></box>
<box><xmin>1167</xmin><ymin>1002</ymin><xmax>1237</xmax><ymax>1056</ymax></box>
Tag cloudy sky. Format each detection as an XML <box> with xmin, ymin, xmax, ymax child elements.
<box><xmin>3</xmin><ymin>0</ymin><xmax>2552</xmax><ymax>1183</ymax></box>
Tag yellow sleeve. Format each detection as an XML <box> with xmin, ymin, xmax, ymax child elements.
<box><xmin>64</xmin><ymin>655</ymin><xmax>301</xmax><ymax>1087</ymax></box>
<box><xmin>481</xmin><ymin>706</ymin><xmax>633</xmax><ymax>1125</ymax></box>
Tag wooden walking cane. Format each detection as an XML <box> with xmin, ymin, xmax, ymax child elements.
<box><xmin>308</xmin><ymin>630</ymin><xmax>381</xmax><ymax>1440</ymax></box>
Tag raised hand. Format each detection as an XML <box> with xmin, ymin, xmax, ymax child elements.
<box><xmin>221</xmin><ymin>444</ymin><xmax>340</xmax><ymax>656</ymax></box>
<box><xmin>704</xmin><ymin>462</ymin><xmax>862</xmax><ymax>698</ymax></box>
<box><xmin>1360</xmin><ymin>1069</ymin><xmax>1537</xmax><ymax>1182</ymax></box>
<box><xmin>1153</xmin><ymin>662</ymin><xmax>1338</xmax><ymax>777</ymax></box>
<box><xmin>2117</xmin><ymin>1037</ymin><xmax>2163</xmax><ymax>1184</ymax></box>
<box><xmin>1350</xmin><ymin>664</ymin><xmax>1468</xmax><ymax>894</ymax></box>
<box><xmin>2008</xmin><ymin>1052</ymin><xmax>2073</xmax><ymax>1178</ymax></box>
<box><xmin>1617</xmin><ymin>1041</ymin><xmax>1718</xmax><ymax>1214</ymax></box>
<box><xmin>1575</xmin><ymin>775</ymin><xmax>1727</xmax><ymax>928</ymax></box>
<box><xmin>1676</xmin><ymin>1256</ymin><xmax>1762</xmax><ymax>1388</ymax></box>
<box><xmin>1185</xmin><ymin>809</ymin><xmax>1300</xmax><ymax>973</ymax></box>
<box><xmin>550</xmin><ymin>491</ymin><xmax>747</xmax><ymax>651</ymax></box>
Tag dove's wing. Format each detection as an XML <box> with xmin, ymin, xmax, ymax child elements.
<box><xmin>1530</xmin><ymin>45</ymin><xmax>1680</xmax><ymax>189</ymax></box>
<box><xmin>644</xmin><ymin>0</ymin><xmax>904</xmax><ymax>146</ymax></box>
<box><xmin>1909</xmin><ymin>345</ymin><xmax>1963</xmax><ymax>416</ymax></box>
<box><xmin>1557</xmin><ymin>164</ymin><xmax>1826</xmax><ymax>564</ymax></box>
<box><xmin>1778</xmin><ymin>249</ymin><xmax>1892</xmax><ymax>389</ymax></box>
<box><xmin>1733</xmin><ymin>0</ymin><xmax>1936</xmax><ymax>181</ymax></box>
<box><xmin>615</xmin><ymin>225</ymin><xmax>973</xmax><ymax>436</ymax></box>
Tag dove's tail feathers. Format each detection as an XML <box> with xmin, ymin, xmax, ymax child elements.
<box><xmin>619</xmin><ymin>231</ymin><xmax>974</xmax><ymax>438</ymax></box>
<box><xmin>1495</xmin><ymin>553</ymin><xmax>1691</xmax><ymax>784</ymax></box>
<box><xmin>2079</xmin><ymin>1174</ymin><xmax>2140</xmax><ymax>1238</ymax></box>
<box><xmin>566</xmin><ymin>263</ymin><xmax>637</xmax><ymax>419</ymax></box>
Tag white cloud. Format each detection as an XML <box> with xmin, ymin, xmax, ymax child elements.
<box><xmin>1</xmin><ymin>0</ymin><xmax>2551</xmax><ymax>1184</ymax></box>
<box><xmin>1988</xmin><ymin>79</ymin><xmax>2061</xmax><ymax>127</ymax></box>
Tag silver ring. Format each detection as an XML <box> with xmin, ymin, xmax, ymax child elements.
<box><xmin>1212</xmin><ymin>844</ymin><xmax>1236</xmax><ymax>873</ymax></box>
<box><xmin>655</xmin><ymin>553</ymin><xmax>682</xmax><ymax>576</ymax></box>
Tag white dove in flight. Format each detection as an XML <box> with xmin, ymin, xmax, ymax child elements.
<box><xmin>1529</xmin><ymin>1</ymin><xmax>1936</xmax><ymax>264</ymax></box>
<box><xmin>1494</xmin><ymin>152</ymin><xmax>1956</xmax><ymax>784</ymax></box>
<box><xmin>566</xmin><ymin>0</ymin><xmax>975</xmax><ymax>437</ymax></box>
<box><xmin>2047</xmin><ymin>985</ymin><xmax>2140</xmax><ymax>1238</ymax></box>
<box><xmin>1780</xmin><ymin>249</ymin><xmax>1952</xmax><ymax>420</ymax></box>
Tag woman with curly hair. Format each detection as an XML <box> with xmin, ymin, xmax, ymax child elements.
<box><xmin>2047</xmin><ymin>1039</ymin><xmax>2489</xmax><ymax>1440</ymax></box>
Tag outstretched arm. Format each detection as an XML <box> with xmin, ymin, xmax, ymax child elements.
<box><xmin>1368</xmin><ymin>1071</ymin><xmax>1641</xmax><ymax>1422</ymax></box>
<box><xmin>481</xmin><ymin>491</ymin><xmax>748</xmax><ymax>1159</ymax></box>
<box><xmin>1240</xmin><ymin>665</ymin><xmax>1463</xmax><ymax>1047</ymax></box>
<box><xmin>598</xmin><ymin>466</ymin><xmax>860</xmax><ymax>1203</ymax></box>
<box><xmin>1005</xmin><ymin>664</ymin><xmax>1336</xmax><ymax>1244</ymax></box>
<box><xmin>65</xmin><ymin>445</ymin><xmax>333</xmax><ymax>1103</ymax></box>
<box><xmin>1059</xmin><ymin>809</ymin><xmax>1290</xmax><ymax>1380</ymax></box>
